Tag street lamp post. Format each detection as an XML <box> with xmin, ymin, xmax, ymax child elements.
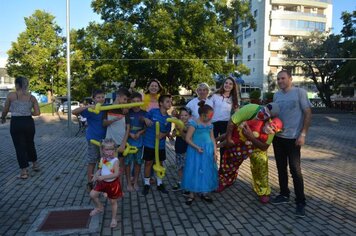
<box><xmin>66</xmin><ymin>0</ymin><xmax>72</xmax><ymax>135</ymax></box>
<box><xmin>51</xmin><ymin>75</ymin><xmax>54</xmax><ymax>116</ymax></box>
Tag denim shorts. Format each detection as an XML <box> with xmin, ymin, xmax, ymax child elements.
<box><xmin>85</xmin><ymin>141</ymin><xmax>101</xmax><ymax>164</ymax></box>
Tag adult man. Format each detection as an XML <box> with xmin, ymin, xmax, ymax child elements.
<box><xmin>271</xmin><ymin>70</ymin><xmax>312</xmax><ymax>218</ymax></box>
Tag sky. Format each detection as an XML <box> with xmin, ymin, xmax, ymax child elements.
<box><xmin>0</xmin><ymin>0</ymin><xmax>355</xmax><ymax>63</ymax></box>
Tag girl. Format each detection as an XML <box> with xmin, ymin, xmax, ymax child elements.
<box><xmin>210</xmin><ymin>77</ymin><xmax>239</xmax><ymax>165</ymax></box>
<box><xmin>181</xmin><ymin>101</ymin><xmax>218</xmax><ymax>205</ymax></box>
<box><xmin>171</xmin><ymin>107</ymin><xmax>191</xmax><ymax>191</ymax></box>
<box><xmin>89</xmin><ymin>138</ymin><xmax>123</xmax><ymax>228</ymax></box>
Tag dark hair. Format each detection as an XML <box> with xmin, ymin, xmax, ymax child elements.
<box><xmin>197</xmin><ymin>100</ymin><xmax>213</xmax><ymax>116</ymax></box>
<box><xmin>278</xmin><ymin>69</ymin><xmax>291</xmax><ymax>77</ymax></box>
<box><xmin>145</xmin><ymin>79</ymin><xmax>163</xmax><ymax>94</ymax></box>
<box><xmin>158</xmin><ymin>94</ymin><xmax>172</xmax><ymax>105</ymax></box>
<box><xmin>15</xmin><ymin>76</ymin><xmax>29</xmax><ymax>91</ymax></box>
<box><xmin>92</xmin><ymin>89</ymin><xmax>105</xmax><ymax>98</ymax></box>
<box><xmin>116</xmin><ymin>87</ymin><xmax>131</xmax><ymax>98</ymax></box>
<box><xmin>130</xmin><ymin>92</ymin><xmax>142</xmax><ymax>100</ymax></box>
<box><xmin>216</xmin><ymin>76</ymin><xmax>239</xmax><ymax>109</ymax></box>
<box><xmin>179</xmin><ymin>106</ymin><xmax>192</xmax><ymax>116</ymax></box>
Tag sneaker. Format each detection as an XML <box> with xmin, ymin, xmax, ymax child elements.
<box><xmin>142</xmin><ymin>185</ymin><xmax>150</xmax><ymax>196</ymax></box>
<box><xmin>182</xmin><ymin>191</ymin><xmax>190</xmax><ymax>197</ymax></box>
<box><xmin>172</xmin><ymin>183</ymin><xmax>181</xmax><ymax>191</ymax></box>
<box><xmin>295</xmin><ymin>204</ymin><xmax>306</xmax><ymax>218</ymax></box>
<box><xmin>157</xmin><ymin>184</ymin><xmax>169</xmax><ymax>194</ymax></box>
<box><xmin>259</xmin><ymin>195</ymin><xmax>270</xmax><ymax>204</ymax></box>
<box><xmin>271</xmin><ymin>195</ymin><xmax>290</xmax><ymax>205</ymax></box>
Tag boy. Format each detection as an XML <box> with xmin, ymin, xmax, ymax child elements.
<box><xmin>142</xmin><ymin>95</ymin><xmax>172</xmax><ymax>195</ymax></box>
<box><xmin>103</xmin><ymin>87</ymin><xmax>131</xmax><ymax>177</ymax></box>
<box><xmin>126</xmin><ymin>92</ymin><xmax>146</xmax><ymax>191</ymax></box>
<box><xmin>72</xmin><ymin>89</ymin><xmax>107</xmax><ymax>191</ymax></box>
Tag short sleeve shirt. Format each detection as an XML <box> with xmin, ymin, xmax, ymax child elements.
<box><xmin>127</xmin><ymin>109</ymin><xmax>147</xmax><ymax>147</ymax></box>
<box><xmin>81</xmin><ymin>109</ymin><xmax>107</xmax><ymax>141</ymax></box>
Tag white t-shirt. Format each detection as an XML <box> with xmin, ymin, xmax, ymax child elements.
<box><xmin>210</xmin><ymin>94</ymin><xmax>233</xmax><ymax>123</ymax></box>
<box><xmin>186</xmin><ymin>97</ymin><xmax>213</xmax><ymax>120</ymax></box>
<box><xmin>105</xmin><ymin>112</ymin><xmax>127</xmax><ymax>146</ymax></box>
<box><xmin>99</xmin><ymin>157</ymin><xmax>118</xmax><ymax>182</ymax></box>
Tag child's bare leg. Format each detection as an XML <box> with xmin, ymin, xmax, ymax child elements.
<box><xmin>89</xmin><ymin>190</ymin><xmax>103</xmax><ymax>216</ymax></box>
<box><xmin>125</xmin><ymin>164</ymin><xmax>134</xmax><ymax>192</ymax></box>
<box><xmin>109</xmin><ymin>198</ymin><xmax>118</xmax><ymax>228</ymax></box>
<box><xmin>87</xmin><ymin>163</ymin><xmax>96</xmax><ymax>182</ymax></box>
<box><xmin>144</xmin><ymin>160</ymin><xmax>153</xmax><ymax>185</ymax></box>
<box><xmin>133</xmin><ymin>163</ymin><xmax>141</xmax><ymax>190</ymax></box>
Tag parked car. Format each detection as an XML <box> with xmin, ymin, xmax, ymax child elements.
<box><xmin>59</xmin><ymin>101</ymin><xmax>80</xmax><ymax>113</ymax></box>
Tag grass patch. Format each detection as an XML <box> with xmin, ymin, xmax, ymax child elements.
<box><xmin>39</xmin><ymin>103</ymin><xmax>56</xmax><ymax>113</ymax></box>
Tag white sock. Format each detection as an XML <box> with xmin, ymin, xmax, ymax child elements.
<box><xmin>156</xmin><ymin>177</ymin><xmax>163</xmax><ymax>186</ymax></box>
<box><xmin>144</xmin><ymin>177</ymin><xmax>150</xmax><ymax>185</ymax></box>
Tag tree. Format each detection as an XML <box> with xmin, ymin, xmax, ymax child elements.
<box><xmin>7</xmin><ymin>10</ymin><xmax>65</xmax><ymax>99</ymax></box>
<box><xmin>86</xmin><ymin>0</ymin><xmax>254</xmax><ymax>93</ymax></box>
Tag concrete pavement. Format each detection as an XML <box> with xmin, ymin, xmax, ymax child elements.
<box><xmin>0</xmin><ymin>112</ymin><xmax>355</xmax><ymax>235</ymax></box>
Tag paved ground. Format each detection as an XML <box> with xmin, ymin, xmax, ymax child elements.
<box><xmin>0</xmin><ymin>112</ymin><xmax>355</xmax><ymax>236</ymax></box>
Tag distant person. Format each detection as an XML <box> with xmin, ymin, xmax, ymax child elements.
<box><xmin>1</xmin><ymin>77</ymin><xmax>40</xmax><ymax>179</ymax></box>
<box><xmin>89</xmin><ymin>138</ymin><xmax>123</xmax><ymax>228</ymax></box>
<box><xmin>186</xmin><ymin>83</ymin><xmax>213</xmax><ymax>120</ymax></box>
<box><xmin>182</xmin><ymin>101</ymin><xmax>218</xmax><ymax>205</ymax></box>
<box><xmin>72</xmin><ymin>89</ymin><xmax>107</xmax><ymax>191</ymax></box>
<box><xmin>271</xmin><ymin>70</ymin><xmax>312</xmax><ymax>218</ymax></box>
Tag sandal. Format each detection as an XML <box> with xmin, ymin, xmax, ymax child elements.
<box><xmin>32</xmin><ymin>165</ymin><xmax>40</xmax><ymax>172</ymax></box>
<box><xmin>18</xmin><ymin>169</ymin><xmax>28</xmax><ymax>179</ymax></box>
<box><xmin>185</xmin><ymin>197</ymin><xmax>195</xmax><ymax>206</ymax></box>
<box><xmin>200</xmin><ymin>194</ymin><xmax>213</xmax><ymax>203</ymax></box>
<box><xmin>89</xmin><ymin>208</ymin><xmax>103</xmax><ymax>216</ymax></box>
<box><xmin>110</xmin><ymin>219</ymin><xmax>118</xmax><ymax>228</ymax></box>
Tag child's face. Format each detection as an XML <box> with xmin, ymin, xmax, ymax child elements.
<box><xmin>102</xmin><ymin>146</ymin><xmax>115</xmax><ymax>157</ymax></box>
<box><xmin>179</xmin><ymin>110</ymin><xmax>190</xmax><ymax>123</ymax></box>
<box><xmin>94</xmin><ymin>93</ymin><xmax>105</xmax><ymax>104</ymax></box>
<box><xmin>201</xmin><ymin>110</ymin><xmax>214</xmax><ymax>122</ymax></box>
<box><xmin>131</xmin><ymin>97</ymin><xmax>142</xmax><ymax>111</ymax></box>
<box><xmin>160</xmin><ymin>97</ymin><xmax>172</xmax><ymax>110</ymax></box>
<box><xmin>263</xmin><ymin>121</ymin><xmax>277</xmax><ymax>135</ymax></box>
<box><xmin>115</xmin><ymin>95</ymin><xmax>128</xmax><ymax>104</ymax></box>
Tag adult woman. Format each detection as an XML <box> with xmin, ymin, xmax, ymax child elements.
<box><xmin>1</xmin><ymin>77</ymin><xmax>41</xmax><ymax>179</ymax></box>
<box><xmin>210</xmin><ymin>77</ymin><xmax>239</xmax><ymax>164</ymax></box>
<box><xmin>130</xmin><ymin>78</ymin><xmax>164</xmax><ymax>112</ymax></box>
<box><xmin>186</xmin><ymin>83</ymin><xmax>213</xmax><ymax>120</ymax></box>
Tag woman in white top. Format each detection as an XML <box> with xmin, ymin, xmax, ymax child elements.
<box><xmin>210</xmin><ymin>77</ymin><xmax>239</xmax><ymax>163</ymax></box>
<box><xmin>186</xmin><ymin>83</ymin><xmax>213</xmax><ymax>120</ymax></box>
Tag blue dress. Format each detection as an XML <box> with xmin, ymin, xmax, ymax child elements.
<box><xmin>181</xmin><ymin>120</ymin><xmax>218</xmax><ymax>193</ymax></box>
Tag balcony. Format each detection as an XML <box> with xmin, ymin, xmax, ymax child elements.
<box><xmin>271</xmin><ymin>0</ymin><xmax>330</xmax><ymax>8</ymax></box>
<box><xmin>269</xmin><ymin>57</ymin><xmax>286</xmax><ymax>66</ymax></box>
<box><xmin>270</xmin><ymin>10</ymin><xmax>327</xmax><ymax>23</ymax></box>
<box><xmin>269</xmin><ymin>41</ymin><xmax>292</xmax><ymax>51</ymax></box>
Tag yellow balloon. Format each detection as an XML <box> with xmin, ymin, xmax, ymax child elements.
<box><xmin>90</xmin><ymin>139</ymin><xmax>137</xmax><ymax>156</ymax></box>
<box><xmin>88</xmin><ymin>102</ymin><xmax>144</xmax><ymax>114</ymax></box>
<box><xmin>166</xmin><ymin>118</ymin><xmax>184</xmax><ymax>130</ymax></box>
<box><xmin>153</xmin><ymin>121</ymin><xmax>166</xmax><ymax>178</ymax></box>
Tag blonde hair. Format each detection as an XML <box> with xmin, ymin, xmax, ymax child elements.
<box><xmin>100</xmin><ymin>138</ymin><xmax>117</xmax><ymax>156</ymax></box>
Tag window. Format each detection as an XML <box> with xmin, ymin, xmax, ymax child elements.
<box><xmin>245</xmin><ymin>28</ymin><xmax>252</xmax><ymax>38</ymax></box>
<box><xmin>248</xmin><ymin>41</ymin><xmax>251</xmax><ymax>48</ymax></box>
<box><xmin>254</xmin><ymin>10</ymin><xmax>258</xmax><ymax>17</ymax></box>
<box><xmin>253</xmin><ymin>68</ymin><xmax>255</xmax><ymax>72</ymax></box>
<box><xmin>236</xmin><ymin>35</ymin><xmax>243</xmax><ymax>45</ymax></box>
<box><xmin>247</xmin><ymin>55</ymin><xmax>251</xmax><ymax>61</ymax></box>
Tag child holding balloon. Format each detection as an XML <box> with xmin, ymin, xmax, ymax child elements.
<box><xmin>142</xmin><ymin>95</ymin><xmax>172</xmax><ymax>195</ymax></box>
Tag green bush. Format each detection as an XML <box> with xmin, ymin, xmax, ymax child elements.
<box><xmin>249</xmin><ymin>90</ymin><xmax>261</xmax><ymax>99</ymax></box>
<box><xmin>39</xmin><ymin>103</ymin><xmax>55</xmax><ymax>113</ymax></box>
<box><xmin>264</xmin><ymin>92</ymin><xmax>274</xmax><ymax>100</ymax></box>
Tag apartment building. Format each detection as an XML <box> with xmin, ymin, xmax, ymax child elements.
<box><xmin>234</xmin><ymin>0</ymin><xmax>332</xmax><ymax>93</ymax></box>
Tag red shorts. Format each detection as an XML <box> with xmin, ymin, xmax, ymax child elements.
<box><xmin>94</xmin><ymin>178</ymin><xmax>123</xmax><ymax>199</ymax></box>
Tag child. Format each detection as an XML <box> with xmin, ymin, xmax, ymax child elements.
<box><xmin>126</xmin><ymin>92</ymin><xmax>146</xmax><ymax>191</ymax></box>
<box><xmin>171</xmin><ymin>107</ymin><xmax>191</xmax><ymax>192</ymax></box>
<box><xmin>142</xmin><ymin>95</ymin><xmax>172</xmax><ymax>195</ymax></box>
<box><xmin>89</xmin><ymin>138</ymin><xmax>123</xmax><ymax>228</ymax></box>
<box><xmin>72</xmin><ymin>89</ymin><xmax>107</xmax><ymax>191</ymax></box>
<box><xmin>181</xmin><ymin>101</ymin><xmax>218</xmax><ymax>205</ymax></box>
<box><xmin>103</xmin><ymin>87</ymin><xmax>131</xmax><ymax>182</ymax></box>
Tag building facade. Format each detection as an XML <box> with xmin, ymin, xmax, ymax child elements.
<box><xmin>235</xmin><ymin>0</ymin><xmax>332</xmax><ymax>93</ymax></box>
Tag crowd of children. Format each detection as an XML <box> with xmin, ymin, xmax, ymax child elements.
<box><xmin>72</xmin><ymin>79</ymin><xmax>283</xmax><ymax>228</ymax></box>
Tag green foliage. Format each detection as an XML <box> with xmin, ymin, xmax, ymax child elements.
<box><xmin>264</xmin><ymin>92</ymin><xmax>274</xmax><ymax>100</ymax></box>
<box><xmin>249</xmin><ymin>90</ymin><xmax>261</xmax><ymax>99</ymax></box>
<box><xmin>39</xmin><ymin>103</ymin><xmax>55</xmax><ymax>113</ymax></box>
<box><xmin>7</xmin><ymin>10</ymin><xmax>66</xmax><ymax>95</ymax></box>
